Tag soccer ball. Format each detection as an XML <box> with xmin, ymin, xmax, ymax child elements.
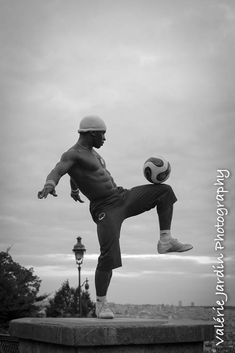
<box><xmin>143</xmin><ymin>156</ymin><xmax>171</xmax><ymax>184</ymax></box>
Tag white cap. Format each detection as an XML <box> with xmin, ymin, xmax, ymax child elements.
<box><xmin>78</xmin><ymin>116</ymin><xmax>107</xmax><ymax>132</ymax></box>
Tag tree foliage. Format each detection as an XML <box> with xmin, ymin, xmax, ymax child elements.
<box><xmin>0</xmin><ymin>251</ymin><xmax>47</xmax><ymax>330</ymax></box>
<box><xmin>46</xmin><ymin>280</ymin><xmax>95</xmax><ymax>318</ymax></box>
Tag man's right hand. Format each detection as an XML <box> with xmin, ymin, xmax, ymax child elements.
<box><xmin>38</xmin><ymin>185</ymin><xmax>58</xmax><ymax>199</ymax></box>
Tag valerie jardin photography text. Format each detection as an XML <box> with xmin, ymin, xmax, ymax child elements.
<box><xmin>213</xmin><ymin>169</ymin><xmax>231</xmax><ymax>347</ymax></box>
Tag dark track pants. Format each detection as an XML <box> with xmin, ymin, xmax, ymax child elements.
<box><xmin>90</xmin><ymin>184</ymin><xmax>177</xmax><ymax>271</ymax></box>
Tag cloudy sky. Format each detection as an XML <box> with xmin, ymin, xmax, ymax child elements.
<box><xmin>1</xmin><ymin>0</ymin><xmax>234</xmax><ymax>306</ymax></box>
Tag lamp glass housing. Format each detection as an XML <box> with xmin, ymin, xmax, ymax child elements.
<box><xmin>73</xmin><ymin>236</ymin><xmax>86</xmax><ymax>264</ymax></box>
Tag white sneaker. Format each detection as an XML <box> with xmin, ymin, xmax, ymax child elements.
<box><xmin>157</xmin><ymin>238</ymin><xmax>193</xmax><ymax>254</ymax></box>
<box><xmin>96</xmin><ymin>300</ymin><xmax>114</xmax><ymax>319</ymax></box>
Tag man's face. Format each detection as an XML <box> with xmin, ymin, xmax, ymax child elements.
<box><xmin>91</xmin><ymin>131</ymin><xmax>106</xmax><ymax>148</ymax></box>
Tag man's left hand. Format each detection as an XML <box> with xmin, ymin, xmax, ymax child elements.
<box><xmin>70</xmin><ymin>190</ymin><xmax>84</xmax><ymax>203</ymax></box>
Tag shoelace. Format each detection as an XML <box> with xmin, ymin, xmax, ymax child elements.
<box><xmin>102</xmin><ymin>302</ymin><xmax>112</xmax><ymax>312</ymax></box>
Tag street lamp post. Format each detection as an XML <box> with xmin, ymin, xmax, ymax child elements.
<box><xmin>72</xmin><ymin>236</ymin><xmax>86</xmax><ymax>316</ymax></box>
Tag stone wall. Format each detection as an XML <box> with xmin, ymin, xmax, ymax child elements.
<box><xmin>10</xmin><ymin>317</ymin><xmax>214</xmax><ymax>353</ymax></box>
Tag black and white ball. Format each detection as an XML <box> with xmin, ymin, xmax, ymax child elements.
<box><xmin>143</xmin><ymin>156</ymin><xmax>171</xmax><ymax>184</ymax></box>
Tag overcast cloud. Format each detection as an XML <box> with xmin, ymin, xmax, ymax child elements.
<box><xmin>1</xmin><ymin>0</ymin><xmax>234</xmax><ymax>305</ymax></box>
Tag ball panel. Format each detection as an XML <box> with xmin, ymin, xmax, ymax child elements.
<box><xmin>143</xmin><ymin>166</ymin><xmax>153</xmax><ymax>183</ymax></box>
<box><xmin>147</xmin><ymin>157</ymin><xmax>164</xmax><ymax>167</ymax></box>
<box><xmin>156</xmin><ymin>162</ymin><xmax>171</xmax><ymax>182</ymax></box>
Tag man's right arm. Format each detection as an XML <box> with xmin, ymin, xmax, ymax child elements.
<box><xmin>38</xmin><ymin>151</ymin><xmax>76</xmax><ymax>199</ymax></box>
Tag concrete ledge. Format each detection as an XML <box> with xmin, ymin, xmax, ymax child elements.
<box><xmin>10</xmin><ymin>317</ymin><xmax>214</xmax><ymax>353</ymax></box>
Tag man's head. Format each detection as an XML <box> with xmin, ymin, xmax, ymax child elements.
<box><xmin>78</xmin><ymin>115</ymin><xmax>106</xmax><ymax>148</ymax></box>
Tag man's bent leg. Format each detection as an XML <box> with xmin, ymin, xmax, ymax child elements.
<box><xmin>158</xmin><ymin>203</ymin><xmax>174</xmax><ymax>242</ymax></box>
<box><xmin>158</xmin><ymin>204</ymin><xmax>173</xmax><ymax>230</ymax></box>
<box><xmin>124</xmin><ymin>184</ymin><xmax>177</xmax><ymax>219</ymax></box>
<box><xmin>157</xmin><ymin>198</ymin><xmax>193</xmax><ymax>254</ymax></box>
<box><xmin>124</xmin><ymin>184</ymin><xmax>193</xmax><ymax>253</ymax></box>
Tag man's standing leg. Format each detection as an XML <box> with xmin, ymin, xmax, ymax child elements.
<box><xmin>94</xmin><ymin>209</ymin><xmax>123</xmax><ymax>319</ymax></box>
<box><xmin>95</xmin><ymin>269</ymin><xmax>114</xmax><ymax>319</ymax></box>
<box><xmin>95</xmin><ymin>269</ymin><xmax>113</xmax><ymax>297</ymax></box>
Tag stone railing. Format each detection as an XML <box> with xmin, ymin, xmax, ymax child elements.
<box><xmin>10</xmin><ymin>317</ymin><xmax>214</xmax><ymax>353</ymax></box>
<box><xmin>0</xmin><ymin>334</ymin><xmax>19</xmax><ymax>353</ymax></box>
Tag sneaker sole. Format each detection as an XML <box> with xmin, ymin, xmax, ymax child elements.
<box><xmin>158</xmin><ymin>245</ymin><xmax>193</xmax><ymax>254</ymax></box>
<box><xmin>97</xmin><ymin>315</ymin><xmax>114</xmax><ymax>319</ymax></box>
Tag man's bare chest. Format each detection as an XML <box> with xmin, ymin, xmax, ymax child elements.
<box><xmin>73</xmin><ymin>150</ymin><xmax>106</xmax><ymax>173</ymax></box>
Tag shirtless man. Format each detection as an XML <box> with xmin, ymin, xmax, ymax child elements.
<box><xmin>38</xmin><ymin>115</ymin><xmax>193</xmax><ymax>319</ymax></box>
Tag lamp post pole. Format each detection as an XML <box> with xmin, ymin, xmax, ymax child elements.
<box><xmin>78</xmin><ymin>262</ymin><xmax>81</xmax><ymax>316</ymax></box>
<box><xmin>72</xmin><ymin>236</ymin><xmax>86</xmax><ymax>317</ymax></box>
